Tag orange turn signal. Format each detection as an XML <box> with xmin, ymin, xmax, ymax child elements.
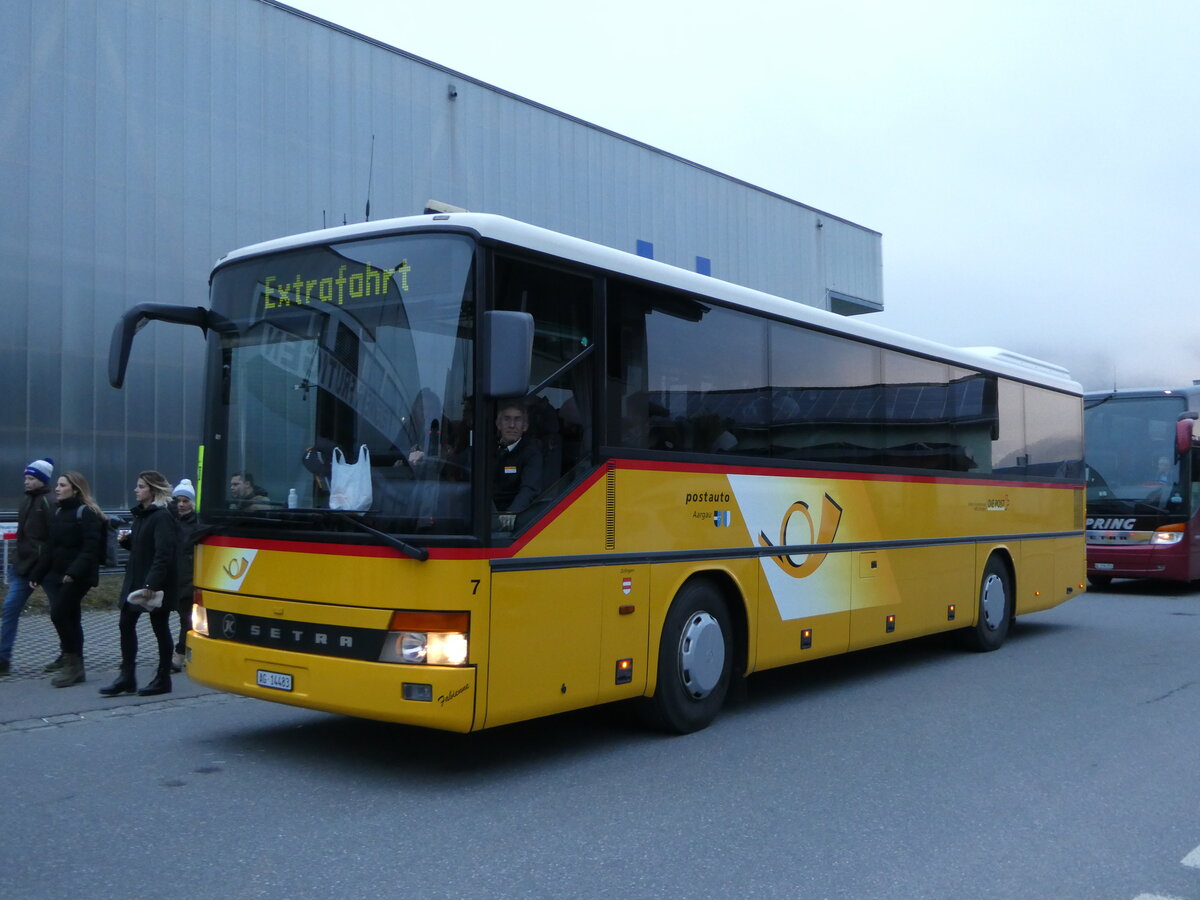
<box><xmin>387</xmin><ymin>610</ymin><xmax>469</xmax><ymax>632</ymax></box>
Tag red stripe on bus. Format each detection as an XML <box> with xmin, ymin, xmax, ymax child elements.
<box><xmin>200</xmin><ymin>459</ymin><xmax>1080</xmax><ymax>559</ymax></box>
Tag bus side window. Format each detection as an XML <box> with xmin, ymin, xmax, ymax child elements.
<box><xmin>526</xmin><ymin>394</ymin><xmax>563</xmax><ymax>490</ymax></box>
<box><xmin>493</xmin><ymin>254</ymin><xmax>595</xmax><ymax>532</ymax></box>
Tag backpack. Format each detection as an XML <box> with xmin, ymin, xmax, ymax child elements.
<box><xmin>75</xmin><ymin>506</ymin><xmax>119</xmax><ymax>568</ymax></box>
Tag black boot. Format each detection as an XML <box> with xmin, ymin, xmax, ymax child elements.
<box><xmin>137</xmin><ymin>668</ymin><xmax>172</xmax><ymax>696</ymax></box>
<box><xmin>98</xmin><ymin>665</ymin><xmax>136</xmax><ymax>696</ymax></box>
<box><xmin>51</xmin><ymin>653</ymin><xmax>85</xmax><ymax>688</ymax></box>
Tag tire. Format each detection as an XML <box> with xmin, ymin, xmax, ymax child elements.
<box><xmin>960</xmin><ymin>555</ymin><xmax>1012</xmax><ymax>652</ymax></box>
<box><xmin>646</xmin><ymin>580</ymin><xmax>733</xmax><ymax>734</ymax></box>
<box><xmin>1087</xmin><ymin>574</ymin><xmax>1112</xmax><ymax>589</ymax></box>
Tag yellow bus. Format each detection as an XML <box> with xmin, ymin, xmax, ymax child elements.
<box><xmin>110</xmin><ymin>213</ymin><xmax>1085</xmax><ymax>733</ymax></box>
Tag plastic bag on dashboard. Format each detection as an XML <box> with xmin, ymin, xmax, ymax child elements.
<box><xmin>329</xmin><ymin>444</ymin><xmax>373</xmax><ymax>511</ymax></box>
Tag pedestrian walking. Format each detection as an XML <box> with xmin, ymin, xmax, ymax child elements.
<box><xmin>0</xmin><ymin>458</ymin><xmax>55</xmax><ymax>675</ymax></box>
<box><xmin>99</xmin><ymin>471</ymin><xmax>179</xmax><ymax>697</ymax></box>
<box><xmin>30</xmin><ymin>471</ymin><xmax>104</xmax><ymax>687</ymax></box>
<box><xmin>170</xmin><ymin>478</ymin><xmax>197</xmax><ymax>672</ymax></box>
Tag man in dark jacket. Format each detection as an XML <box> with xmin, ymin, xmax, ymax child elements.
<box><xmin>493</xmin><ymin>401</ymin><xmax>543</xmax><ymax>531</ymax></box>
<box><xmin>229</xmin><ymin>472</ymin><xmax>270</xmax><ymax>511</ymax></box>
<box><xmin>0</xmin><ymin>458</ymin><xmax>55</xmax><ymax>674</ymax></box>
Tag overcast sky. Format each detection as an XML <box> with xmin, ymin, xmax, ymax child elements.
<box><xmin>286</xmin><ymin>0</ymin><xmax>1199</xmax><ymax>391</ymax></box>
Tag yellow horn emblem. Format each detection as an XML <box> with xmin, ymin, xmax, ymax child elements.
<box><xmin>223</xmin><ymin>557</ymin><xmax>249</xmax><ymax>579</ymax></box>
<box><xmin>758</xmin><ymin>494</ymin><xmax>843</xmax><ymax>578</ymax></box>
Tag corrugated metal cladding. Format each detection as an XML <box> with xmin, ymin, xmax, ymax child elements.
<box><xmin>0</xmin><ymin>0</ymin><xmax>882</xmax><ymax>510</ymax></box>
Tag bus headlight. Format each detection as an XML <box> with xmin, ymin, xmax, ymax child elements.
<box><xmin>399</xmin><ymin>632</ymin><xmax>427</xmax><ymax>663</ymax></box>
<box><xmin>1152</xmin><ymin>528</ymin><xmax>1184</xmax><ymax>545</ymax></box>
<box><xmin>382</xmin><ymin>631</ymin><xmax>469</xmax><ymax>666</ymax></box>
<box><xmin>193</xmin><ymin>600</ymin><xmax>209</xmax><ymax>636</ymax></box>
<box><xmin>379</xmin><ymin>611</ymin><xmax>470</xmax><ymax>666</ymax></box>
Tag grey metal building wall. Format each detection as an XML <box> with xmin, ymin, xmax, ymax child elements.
<box><xmin>0</xmin><ymin>0</ymin><xmax>882</xmax><ymax>511</ymax></box>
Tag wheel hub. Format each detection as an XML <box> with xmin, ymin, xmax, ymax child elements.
<box><xmin>678</xmin><ymin>611</ymin><xmax>725</xmax><ymax>699</ymax></box>
<box><xmin>980</xmin><ymin>573</ymin><xmax>1006</xmax><ymax>630</ymax></box>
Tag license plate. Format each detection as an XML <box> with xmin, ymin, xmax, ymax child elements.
<box><xmin>1095</xmin><ymin>563</ymin><xmax>1114</xmax><ymax>570</ymax></box>
<box><xmin>256</xmin><ymin>669</ymin><xmax>293</xmax><ymax>691</ymax></box>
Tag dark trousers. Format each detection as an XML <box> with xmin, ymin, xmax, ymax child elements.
<box><xmin>118</xmin><ymin>601</ymin><xmax>174</xmax><ymax>671</ymax></box>
<box><xmin>175</xmin><ymin>592</ymin><xmax>193</xmax><ymax>654</ymax></box>
<box><xmin>44</xmin><ymin>573</ymin><xmax>87</xmax><ymax>656</ymax></box>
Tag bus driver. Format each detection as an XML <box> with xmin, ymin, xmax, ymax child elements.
<box><xmin>493</xmin><ymin>400</ymin><xmax>543</xmax><ymax>531</ymax></box>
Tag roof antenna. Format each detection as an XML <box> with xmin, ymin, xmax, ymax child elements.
<box><xmin>364</xmin><ymin>134</ymin><xmax>375</xmax><ymax>222</ymax></box>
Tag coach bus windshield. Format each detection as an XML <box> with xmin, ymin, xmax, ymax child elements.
<box><xmin>1085</xmin><ymin>394</ymin><xmax>1187</xmax><ymax>513</ymax></box>
<box><xmin>205</xmin><ymin>232</ymin><xmax>476</xmax><ymax>536</ymax></box>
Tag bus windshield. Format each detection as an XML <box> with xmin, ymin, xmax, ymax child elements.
<box><xmin>207</xmin><ymin>232</ymin><xmax>476</xmax><ymax>535</ymax></box>
<box><xmin>1084</xmin><ymin>394</ymin><xmax>1187</xmax><ymax>513</ymax></box>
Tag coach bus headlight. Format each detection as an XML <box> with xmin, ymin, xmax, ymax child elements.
<box><xmin>381</xmin><ymin>631</ymin><xmax>469</xmax><ymax>666</ymax></box>
<box><xmin>1152</xmin><ymin>525</ymin><xmax>1185</xmax><ymax>545</ymax></box>
<box><xmin>379</xmin><ymin>611</ymin><xmax>470</xmax><ymax>666</ymax></box>
<box><xmin>427</xmin><ymin>631</ymin><xmax>469</xmax><ymax>666</ymax></box>
<box><xmin>398</xmin><ymin>632</ymin><xmax>428</xmax><ymax>663</ymax></box>
<box><xmin>193</xmin><ymin>597</ymin><xmax>209</xmax><ymax>637</ymax></box>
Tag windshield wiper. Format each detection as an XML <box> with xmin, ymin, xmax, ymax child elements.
<box><xmin>192</xmin><ymin>509</ymin><xmax>428</xmax><ymax>562</ymax></box>
<box><xmin>325</xmin><ymin>511</ymin><xmax>429</xmax><ymax>561</ymax></box>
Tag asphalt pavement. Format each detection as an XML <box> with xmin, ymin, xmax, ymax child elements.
<box><xmin>0</xmin><ymin>607</ymin><xmax>216</xmax><ymax>726</ymax></box>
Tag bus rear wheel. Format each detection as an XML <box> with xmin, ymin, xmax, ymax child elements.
<box><xmin>646</xmin><ymin>580</ymin><xmax>733</xmax><ymax>734</ymax></box>
<box><xmin>960</xmin><ymin>555</ymin><xmax>1012</xmax><ymax>652</ymax></box>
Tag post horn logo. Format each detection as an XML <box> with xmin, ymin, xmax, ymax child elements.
<box><xmin>223</xmin><ymin>557</ymin><xmax>250</xmax><ymax>579</ymax></box>
<box><xmin>757</xmin><ymin>493</ymin><xmax>843</xmax><ymax>578</ymax></box>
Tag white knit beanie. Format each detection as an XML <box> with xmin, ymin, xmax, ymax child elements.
<box><xmin>172</xmin><ymin>478</ymin><xmax>196</xmax><ymax>502</ymax></box>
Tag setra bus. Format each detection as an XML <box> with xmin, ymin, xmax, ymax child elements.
<box><xmin>1084</xmin><ymin>386</ymin><xmax>1200</xmax><ymax>586</ymax></box>
<box><xmin>109</xmin><ymin>213</ymin><xmax>1086</xmax><ymax>733</ymax></box>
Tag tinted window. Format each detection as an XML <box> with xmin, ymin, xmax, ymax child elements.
<box><xmin>767</xmin><ymin>323</ymin><xmax>882</xmax><ymax>463</ymax></box>
<box><xmin>1025</xmin><ymin>385</ymin><xmax>1083</xmax><ymax>477</ymax></box>
<box><xmin>605</xmin><ymin>281</ymin><xmax>1078</xmax><ymax>481</ymax></box>
<box><xmin>607</xmin><ymin>280</ymin><xmax>767</xmax><ymax>455</ymax></box>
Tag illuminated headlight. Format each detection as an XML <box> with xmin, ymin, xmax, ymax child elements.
<box><xmin>399</xmin><ymin>631</ymin><xmax>427</xmax><ymax>663</ymax></box>
<box><xmin>381</xmin><ymin>630</ymin><xmax>469</xmax><ymax>666</ymax></box>
<box><xmin>1152</xmin><ymin>530</ymin><xmax>1184</xmax><ymax>545</ymax></box>
<box><xmin>193</xmin><ymin>603</ymin><xmax>209</xmax><ymax>636</ymax></box>
<box><xmin>379</xmin><ymin>611</ymin><xmax>470</xmax><ymax>666</ymax></box>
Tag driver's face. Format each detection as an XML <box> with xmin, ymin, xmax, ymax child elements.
<box><xmin>230</xmin><ymin>475</ymin><xmax>249</xmax><ymax>497</ymax></box>
<box><xmin>496</xmin><ymin>408</ymin><xmax>528</xmax><ymax>446</ymax></box>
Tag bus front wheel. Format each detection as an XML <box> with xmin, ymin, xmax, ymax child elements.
<box><xmin>960</xmin><ymin>556</ymin><xmax>1012</xmax><ymax>652</ymax></box>
<box><xmin>646</xmin><ymin>581</ymin><xmax>733</xmax><ymax>734</ymax></box>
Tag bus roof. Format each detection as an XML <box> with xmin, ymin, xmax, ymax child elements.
<box><xmin>1085</xmin><ymin>385</ymin><xmax>1200</xmax><ymax>402</ymax></box>
<box><xmin>216</xmin><ymin>212</ymin><xmax>1082</xmax><ymax>394</ymax></box>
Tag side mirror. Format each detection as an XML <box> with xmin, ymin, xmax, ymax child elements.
<box><xmin>1176</xmin><ymin>415</ymin><xmax>1197</xmax><ymax>457</ymax></box>
<box><xmin>482</xmin><ymin>310</ymin><xmax>533</xmax><ymax>398</ymax></box>
<box><xmin>109</xmin><ymin>304</ymin><xmax>223</xmax><ymax>388</ymax></box>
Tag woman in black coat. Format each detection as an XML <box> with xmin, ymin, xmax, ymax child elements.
<box><xmin>30</xmin><ymin>471</ymin><xmax>103</xmax><ymax>687</ymax></box>
<box><xmin>99</xmin><ymin>470</ymin><xmax>178</xmax><ymax>697</ymax></box>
